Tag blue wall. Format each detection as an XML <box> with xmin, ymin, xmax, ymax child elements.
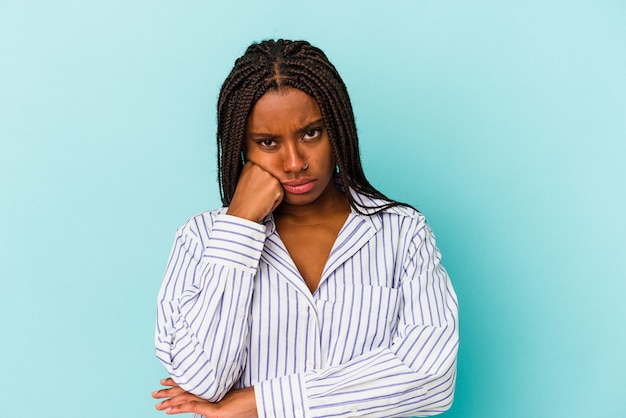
<box><xmin>1</xmin><ymin>1</ymin><xmax>625</xmax><ymax>417</ymax></box>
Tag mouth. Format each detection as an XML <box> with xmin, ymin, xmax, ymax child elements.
<box><xmin>282</xmin><ymin>179</ymin><xmax>316</xmax><ymax>195</ymax></box>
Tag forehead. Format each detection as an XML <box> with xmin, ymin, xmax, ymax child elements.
<box><xmin>247</xmin><ymin>87</ymin><xmax>322</xmax><ymax>130</ymax></box>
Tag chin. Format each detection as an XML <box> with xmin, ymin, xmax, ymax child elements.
<box><xmin>283</xmin><ymin>193</ymin><xmax>318</xmax><ymax>206</ymax></box>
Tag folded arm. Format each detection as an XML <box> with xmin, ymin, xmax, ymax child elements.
<box><xmin>254</xmin><ymin>222</ymin><xmax>459</xmax><ymax>417</ymax></box>
<box><xmin>155</xmin><ymin>213</ymin><xmax>266</xmax><ymax>401</ymax></box>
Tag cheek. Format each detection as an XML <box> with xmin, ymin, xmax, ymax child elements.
<box><xmin>246</xmin><ymin>149</ymin><xmax>284</xmax><ymax>176</ymax></box>
<box><xmin>244</xmin><ymin>146</ymin><xmax>267</xmax><ymax>163</ymax></box>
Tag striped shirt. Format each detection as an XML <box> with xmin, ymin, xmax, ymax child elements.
<box><xmin>155</xmin><ymin>191</ymin><xmax>459</xmax><ymax>417</ymax></box>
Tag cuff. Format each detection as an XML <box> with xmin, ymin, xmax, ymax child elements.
<box><xmin>254</xmin><ymin>373</ymin><xmax>311</xmax><ymax>418</ymax></box>
<box><xmin>203</xmin><ymin>214</ymin><xmax>266</xmax><ymax>272</ymax></box>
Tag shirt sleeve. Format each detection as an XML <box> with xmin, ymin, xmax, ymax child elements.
<box><xmin>254</xmin><ymin>221</ymin><xmax>459</xmax><ymax>417</ymax></box>
<box><xmin>155</xmin><ymin>213</ymin><xmax>267</xmax><ymax>402</ymax></box>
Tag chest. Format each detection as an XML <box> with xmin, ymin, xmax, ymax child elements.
<box><xmin>276</xmin><ymin>222</ymin><xmax>342</xmax><ymax>293</ymax></box>
<box><xmin>240</xmin><ymin>228</ymin><xmax>405</xmax><ymax>385</ymax></box>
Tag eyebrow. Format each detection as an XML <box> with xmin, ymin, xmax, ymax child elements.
<box><xmin>247</xmin><ymin>118</ymin><xmax>325</xmax><ymax>138</ymax></box>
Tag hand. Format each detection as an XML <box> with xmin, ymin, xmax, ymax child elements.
<box><xmin>152</xmin><ymin>378</ymin><xmax>257</xmax><ymax>417</ymax></box>
<box><xmin>227</xmin><ymin>161</ymin><xmax>283</xmax><ymax>223</ymax></box>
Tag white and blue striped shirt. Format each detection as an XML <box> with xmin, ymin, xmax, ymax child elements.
<box><xmin>155</xmin><ymin>191</ymin><xmax>458</xmax><ymax>417</ymax></box>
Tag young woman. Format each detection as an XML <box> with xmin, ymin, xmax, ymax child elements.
<box><xmin>153</xmin><ymin>39</ymin><xmax>458</xmax><ymax>417</ymax></box>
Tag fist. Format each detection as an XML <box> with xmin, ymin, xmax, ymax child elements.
<box><xmin>226</xmin><ymin>162</ymin><xmax>283</xmax><ymax>222</ymax></box>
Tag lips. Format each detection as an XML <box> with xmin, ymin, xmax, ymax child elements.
<box><xmin>282</xmin><ymin>179</ymin><xmax>315</xmax><ymax>195</ymax></box>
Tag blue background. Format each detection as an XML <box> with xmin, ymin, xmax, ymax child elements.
<box><xmin>1</xmin><ymin>1</ymin><xmax>625</xmax><ymax>417</ymax></box>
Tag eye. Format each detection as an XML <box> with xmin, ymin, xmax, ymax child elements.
<box><xmin>258</xmin><ymin>139</ymin><xmax>277</xmax><ymax>148</ymax></box>
<box><xmin>303</xmin><ymin>129</ymin><xmax>320</xmax><ymax>140</ymax></box>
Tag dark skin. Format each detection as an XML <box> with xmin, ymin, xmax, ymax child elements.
<box><xmin>274</xmin><ymin>188</ymin><xmax>349</xmax><ymax>293</ymax></box>
<box><xmin>232</xmin><ymin>87</ymin><xmax>350</xmax><ymax>293</ymax></box>
<box><xmin>153</xmin><ymin>379</ymin><xmax>256</xmax><ymax>416</ymax></box>
<box><xmin>153</xmin><ymin>88</ymin><xmax>350</xmax><ymax>415</ymax></box>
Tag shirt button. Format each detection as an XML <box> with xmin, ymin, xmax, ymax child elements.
<box><xmin>306</xmin><ymin>359</ymin><xmax>314</xmax><ymax>368</ymax></box>
<box><xmin>237</xmin><ymin>309</ymin><xmax>245</xmax><ymax>319</ymax></box>
<box><xmin>295</xmin><ymin>409</ymin><xmax>303</xmax><ymax>417</ymax></box>
<box><xmin>351</xmin><ymin>406</ymin><xmax>358</xmax><ymax>413</ymax></box>
<box><xmin>252</xmin><ymin>232</ymin><xmax>263</xmax><ymax>241</ymax></box>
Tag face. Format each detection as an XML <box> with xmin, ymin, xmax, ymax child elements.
<box><xmin>245</xmin><ymin>87</ymin><xmax>337</xmax><ymax>207</ymax></box>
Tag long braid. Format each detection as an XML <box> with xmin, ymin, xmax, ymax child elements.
<box><xmin>216</xmin><ymin>39</ymin><xmax>413</xmax><ymax>214</ymax></box>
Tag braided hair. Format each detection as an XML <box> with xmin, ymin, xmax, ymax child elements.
<box><xmin>217</xmin><ymin>39</ymin><xmax>411</xmax><ymax>215</ymax></box>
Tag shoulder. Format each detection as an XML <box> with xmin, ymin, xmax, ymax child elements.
<box><xmin>350</xmin><ymin>190</ymin><xmax>437</xmax><ymax>249</ymax></box>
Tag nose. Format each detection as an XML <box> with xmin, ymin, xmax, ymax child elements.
<box><xmin>282</xmin><ymin>141</ymin><xmax>306</xmax><ymax>172</ymax></box>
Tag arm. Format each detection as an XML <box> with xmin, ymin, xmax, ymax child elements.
<box><xmin>155</xmin><ymin>213</ymin><xmax>266</xmax><ymax>402</ymax></box>
<box><xmin>254</xmin><ymin>222</ymin><xmax>459</xmax><ymax>417</ymax></box>
<box><xmin>155</xmin><ymin>162</ymin><xmax>283</xmax><ymax>402</ymax></box>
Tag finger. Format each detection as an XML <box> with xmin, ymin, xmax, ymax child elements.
<box><xmin>270</xmin><ymin>189</ymin><xmax>284</xmax><ymax>213</ymax></box>
<box><xmin>164</xmin><ymin>400</ymin><xmax>215</xmax><ymax>416</ymax></box>
<box><xmin>155</xmin><ymin>388</ymin><xmax>206</xmax><ymax>409</ymax></box>
<box><xmin>156</xmin><ymin>393</ymin><xmax>208</xmax><ymax>411</ymax></box>
<box><xmin>152</xmin><ymin>377</ymin><xmax>180</xmax><ymax>398</ymax></box>
<box><xmin>160</xmin><ymin>377</ymin><xmax>178</xmax><ymax>387</ymax></box>
<box><xmin>152</xmin><ymin>385</ymin><xmax>187</xmax><ymax>399</ymax></box>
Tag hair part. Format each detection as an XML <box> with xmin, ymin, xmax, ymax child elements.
<box><xmin>216</xmin><ymin>39</ymin><xmax>412</xmax><ymax>215</ymax></box>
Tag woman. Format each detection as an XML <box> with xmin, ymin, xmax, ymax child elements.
<box><xmin>153</xmin><ymin>39</ymin><xmax>458</xmax><ymax>417</ymax></box>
